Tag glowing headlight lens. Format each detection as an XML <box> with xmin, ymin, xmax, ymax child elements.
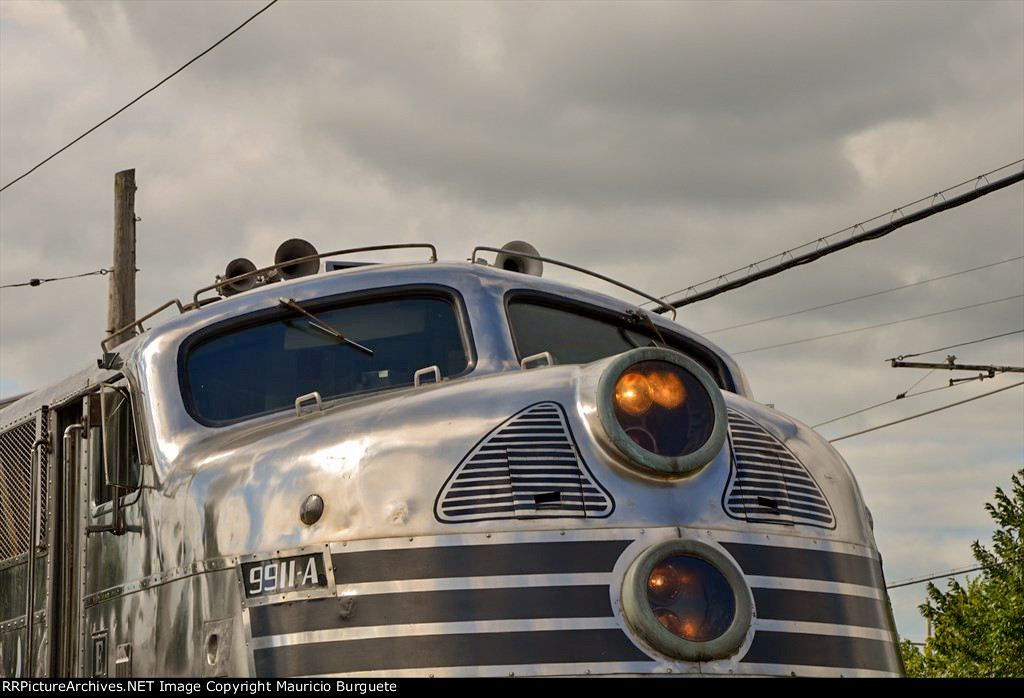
<box><xmin>646</xmin><ymin>555</ymin><xmax>736</xmax><ymax>642</ymax></box>
<box><xmin>612</xmin><ymin>360</ymin><xmax>713</xmax><ymax>458</ymax></box>
<box><xmin>647</xmin><ymin>370</ymin><xmax>686</xmax><ymax>408</ymax></box>
<box><xmin>597</xmin><ymin>347</ymin><xmax>727</xmax><ymax>477</ymax></box>
<box><xmin>622</xmin><ymin>539</ymin><xmax>752</xmax><ymax>661</ymax></box>
<box><xmin>614</xmin><ymin>372</ymin><xmax>653</xmax><ymax>415</ymax></box>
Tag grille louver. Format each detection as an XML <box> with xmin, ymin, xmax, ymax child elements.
<box><xmin>435</xmin><ymin>402</ymin><xmax>613</xmax><ymax>523</ymax></box>
<box><xmin>724</xmin><ymin>409</ymin><xmax>835</xmax><ymax>529</ymax></box>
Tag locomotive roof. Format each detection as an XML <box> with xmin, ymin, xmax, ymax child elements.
<box><xmin>0</xmin><ymin>260</ymin><xmax>749</xmax><ymax>427</ymax></box>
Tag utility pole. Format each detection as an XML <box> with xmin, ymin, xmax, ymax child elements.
<box><xmin>107</xmin><ymin>169</ymin><xmax>137</xmax><ymax>348</ymax></box>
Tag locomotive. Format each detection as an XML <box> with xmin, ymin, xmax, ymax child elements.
<box><xmin>0</xmin><ymin>240</ymin><xmax>904</xmax><ymax>677</ymax></box>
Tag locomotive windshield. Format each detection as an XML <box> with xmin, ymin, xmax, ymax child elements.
<box><xmin>183</xmin><ymin>295</ymin><xmax>470</xmax><ymax>424</ymax></box>
<box><xmin>507</xmin><ymin>297</ymin><xmax>729</xmax><ymax>388</ymax></box>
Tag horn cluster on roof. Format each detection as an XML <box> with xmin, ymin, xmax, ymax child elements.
<box><xmin>217</xmin><ymin>240</ymin><xmax>546</xmax><ymax>298</ymax></box>
<box><xmin>217</xmin><ymin>238</ymin><xmax>320</xmax><ymax>297</ymax></box>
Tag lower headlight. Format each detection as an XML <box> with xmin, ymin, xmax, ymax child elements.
<box><xmin>622</xmin><ymin>539</ymin><xmax>752</xmax><ymax>661</ymax></box>
<box><xmin>598</xmin><ymin>348</ymin><xmax>727</xmax><ymax>476</ymax></box>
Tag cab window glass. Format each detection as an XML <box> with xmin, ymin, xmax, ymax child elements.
<box><xmin>507</xmin><ymin>299</ymin><xmax>725</xmax><ymax>387</ymax></box>
<box><xmin>508</xmin><ymin>301</ymin><xmax>659</xmax><ymax>365</ymax></box>
<box><xmin>184</xmin><ymin>296</ymin><xmax>469</xmax><ymax>424</ymax></box>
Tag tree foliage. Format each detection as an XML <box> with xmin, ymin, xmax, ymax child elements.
<box><xmin>901</xmin><ymin>469</ymin><xmax>1024</xmax><ymax>677</ymax></box>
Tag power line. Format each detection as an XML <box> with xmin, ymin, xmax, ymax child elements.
<box><xmin>828</xmin><ymin>381</ymin><xmax>1024</xmax><ymax>443</ymax></box>
<box><xmin>701</xmin><ymin>256</ymin><xmax>1023</xmax><ymax>335</ymax></box>
<box><xmin>731</xmin><ymin>294</ymin><xmax>1024</xmax><ymax>355</ymax></box>
<box><xmin>887</xmin><ymin>556</ymin><xmax>1024</xmax><ymax>590</ymax></box>
<box><xmin>0</xmin><ymin>0</ymin><xmax>280</xmax><ymax>194</ymax></box>
<box><xmin>0</xmin><ymin>268</ymin><xmax>110</xmax><ymax>289</ymax></box>
<box><xmin>650</xmin><ymin>160</ymin><xmax>1024</xmax><ymax>310</ymax></box>
<box><xmin>888</xmin><ymin>329</ymin><xmax>1024</xmax><ymax>361</ymax></box>
<box><xmin>810</xmin><ymin>379</ymin><xmax>980</xmax><ymax>428</ymax></box>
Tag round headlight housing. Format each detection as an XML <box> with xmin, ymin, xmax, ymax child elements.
<box><xmin>622</xmin><ymin>539</ymin><xmax>752</xmax><ymax>661</ymax></box>
<box><xmin>598</xmin><ymin>348</ymin><xmax>727</xmax><ymax>476</ymax></box>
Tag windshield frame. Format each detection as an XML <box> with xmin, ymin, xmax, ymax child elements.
<box><xmin>177</xmin><ymin>284</ymin><xmax>477</xmax><ymax>427</ymax></box>
<box><xmin>504</xmin><ymin>290</ymin><xmax>738</xmax><ymax>393</ymax></box>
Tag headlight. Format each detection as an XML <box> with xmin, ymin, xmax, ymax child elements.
<box><xmin>598</xmin><ymin>348</ymin><xmax>727</xmax><ymax>476</ymax></box>
<box><xmin>622</xmin><ymin>539</ymin><xmax>752</xmax><ymax>661</ymax></box>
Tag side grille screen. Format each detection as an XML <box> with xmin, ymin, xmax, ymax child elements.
<box><xmin>0</xmin><ymin>420</ymin><xmax>37</xmax><ymax>559</ymax></box>
<box><xmin>724</xmin><ymin>409</ymin><xmax>835</xmax><ymax>529</ymax></box>
<box><xmin>435</xmin><ymin>402</ymin><xmax>613</xmax><ymax>523</ymax></box>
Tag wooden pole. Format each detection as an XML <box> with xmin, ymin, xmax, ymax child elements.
<box><xmin>107</xmin><ymin>169</ymin><xmax>137</xmax><ymax>348</ymax></box>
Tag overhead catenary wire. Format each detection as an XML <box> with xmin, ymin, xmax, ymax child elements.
<box><xmin>888</xmin><ymin>329</ymin><xmax>1024</xmax><ymax>361</ymax></box>
<box><xmin>649</xmin><ymin>160</ymin><xmax>1024</xmax><ymax>311</ymax></box>
<box><xmin>0</xmin><ymin>0</ymin><xmax>281</xmax><ymax>193</ymax></box>
<box><xmin>0</xmin><ymin>268</ymin><xmax>110</xmax><ymax>289</ymax></box>
<box><xmin>730</xmin><ymin>294</ymin><xmax>1024</xmax><ymax>355</ymax></box>
<box><xmin>701</xmin><ymin>255</ymin><xmax>1023</xmax><ymax>335</ymax></box>
<box><xmin>828</xmin><ymin>381</ymin><xmax>1024</xmax><ymax>443</ymax></box>
<box><xmin>886</xmin><ymin>556</ymin><xmax>1024</xmax><ymax>590</ymax></box>
<box><xmin>810</xmin><ymin>378</ymin><xmax>985</xmax><ymax>428</ymax></box>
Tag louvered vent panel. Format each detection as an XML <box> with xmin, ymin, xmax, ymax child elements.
<box><xmin>724</xmin><ymin>409</ymin><xmax>835</xmax><ymax>529</ymax></box>
<box><xmin>0</xmin><ymin>420</ymin><xmax>36</xmax><ymax>559</ymax></box>
<box><xmin>436</xmin><ymin>402</ymin><xmax>613</xmax><ymax>523</ymax></box>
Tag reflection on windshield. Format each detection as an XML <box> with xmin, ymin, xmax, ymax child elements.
<box><xmin>185</xmin><ymin>296</ymin><xmax>468</xmax><ymax>424</ymax></box>
<box><xmin>508</xmin><ymin>301</ymin><xmax>658</xmax><ymax>365</ymax></box>
<box><xmin>507</xmin><ymin>300</ymin><xmax>723</xmax><ymax>388</ymax></box>
<box><xmin>278</xmin><ymin>297</ymin><xmax>373</xmax><ymax>355</ymax></box>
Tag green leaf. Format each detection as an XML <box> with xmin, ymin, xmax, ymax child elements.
<box><xmin>900</xmin><ymin>469</ymin><xmax>1024</xmax><ymax>678</ymax></box>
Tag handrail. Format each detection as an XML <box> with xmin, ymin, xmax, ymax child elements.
<box><xmin>470</xmin><ymin>246</ymin><xmax>677</xmax><ymax>320</ymax></box>
<box><xmin>192</xmin><ymin>243</ymin><xmax>438</xmax><ymax>306</ymax></box>
<box><xmin>98</xmin><ymin>244</ymin><xmax>438</xmax><ymax>357</ymax></box>
<box><xmin>100</xmin><ymin>298</ymin><xmax>187</xmax><ymax>353</ymax></box>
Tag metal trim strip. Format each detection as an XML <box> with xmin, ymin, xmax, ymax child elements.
<box><xmin>712</xmin><ymin>531</ymin><xmax>878</xmax><ymax>559</ymax></box>
<box><xmin>250</xmin><ymin>584</ymin><xmax>613</xmax><ymax>638</ymax></box>
<box><xmin>331</xmin><ymin>539</ymin><xmax>632</xmax><ymax>584</ymax></box>
<box><xmin>734</xmin><ymin>662</ymin><xmax>900</xmax><ymax>678</ymax></box>
<box><xmin>0</xmin><ymin>617</ymin><xmax>26</xmax><ymax>633</ymax></box>
<box><xmin>752</xmin><ymin>587</ymin><xmax>890</xmax><ymax>629</ymax></box>
<box><xmin>335</xmin><ymin>571</ymin><xmax>611</xmax><ymax>596</ymax></box>
<box><xmin>252</xmin><ymin>628</ymin><xmax>653</xmax><ymax>677</ymax></box>
<box><xmin>721</xmin><ymin>542</ymin><xmax>884</xmax><ymax>587</ymax></box>
<box><xmin>305</xmin><ymin>660</ymin><xmax>670</xmax><ymax>679</ymax></box>
<box><xmin>252</xmin><ymin>616</ymin><xmax>623</xmax><ymax>650</ymax></box>
<box><xmin>754</xmin><ymin>619</ymin><xmax>895</xmax><ymax>642</ymax></box>
<box><xmin>0</xmin><ymin>609</ymin><xmax>44</xmax><ymax>634</ymax></box>
<box><xmin>746</xmin><ymin>575</ymin><xmax>883</xmax><ymax>599</ymax></box>
<box><xmin>740</xmin><ymin>630</ymin><xmax>901</xmax><ymax>673</ymax></box>
<box><xmin>84</xmin><ymin>555</ymin><xmax>238</xmax><ymax>607</ymax></box>
<box><xmin>329</xmin><ymin>528</ymin><xmax>641</xmax><ymax>552</ymax></box>
<box><xmin>0</xmin><ymin>552</ymin><xmax>30</xmax><ymax>572</ymax></box>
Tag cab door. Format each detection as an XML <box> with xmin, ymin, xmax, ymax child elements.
<box><xmin>81</xmin><ymin>384</ymin><xmax>143</xmax><ymax>678</ymax></box>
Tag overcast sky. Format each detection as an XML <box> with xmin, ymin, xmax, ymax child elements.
<box><xmin>1</xmin><ymin>0</ymin><xmax>1022</xmax><ymax>644</ymax></box>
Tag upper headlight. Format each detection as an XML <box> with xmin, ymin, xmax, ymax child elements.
<box><xmin>598</xmin><ymin>348</ymin><xmax>727</xmax><ymax>476</ymax></box>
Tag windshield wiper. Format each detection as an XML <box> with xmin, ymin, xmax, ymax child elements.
<box><xmin>278</xmin><ymin>298</ymin><xmax>374</xmax><ymax>356</ymax></box>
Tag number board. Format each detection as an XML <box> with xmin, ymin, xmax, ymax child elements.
<box><xmin>240</xmin><ymin>552</ymin><xmax>328</xmax><ymax>599</ymax></box>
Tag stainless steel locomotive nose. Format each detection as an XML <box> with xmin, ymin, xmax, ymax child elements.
<box><xmin>1</xmin><ymin>255</ymin><xmax>902</xmax><ymax>678</ymax></box>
